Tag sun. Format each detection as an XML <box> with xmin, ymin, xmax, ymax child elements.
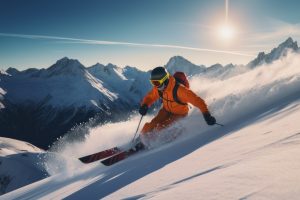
<box><xmin>218</xmin><ymin>24</ymin><xmax>235</xmax><ymax>40</ymax></box>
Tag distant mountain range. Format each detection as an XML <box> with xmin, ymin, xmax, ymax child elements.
<box><xmin>0</xmin><ymin>37</ymin><xmax>298</xmax><ymax>149</ymax></box>
<box><xmin>0</xmin><ymin>58</ymin><xmax>151</xmax><ymax>148</ymax></box>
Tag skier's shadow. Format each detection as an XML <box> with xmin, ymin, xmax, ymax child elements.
<box><xmin>64</xmin><ymin>121</ymin><xmax>242</xmax><ymax>200</ymax></box>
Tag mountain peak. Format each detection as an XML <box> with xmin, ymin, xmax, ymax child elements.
<box><xmin>167</xmin><ymin>56</ymin><xmax>192</xmax><ymax>67</ymax></box>
<box><xmin>6</xmin><ymin>67</ymin><xmax>20</xmax><ymax>76</ymax></box>
<box><xmin>57</xmin><ymin>56</ymin><xmax>70</xmax><ymax>62</ymax></box>
<box><xmin>278</xmin><ymin>37</ymin><xmax>298</xmax><ymax>51</ymax></box>
<box><xmin>106</xmin><ymin>63</ymin><xmax>118</xmax><ymax>68</ymax></box>
<box><xmin>88</xmin><ymin>62</ymin><xmax>118</xmax><ymax>70</ymax></box>
<box><xmin>46</xmin><ymin>57</ymin><xmax>85</xmax><ymax>77</ymax></box>
<box><xmin>166</xmin><ymin>56</ymin><xmax>205</xmax><ymax>76</ymax></box>
<box><xmin>55</xmin><ymin>57</ymin><xmax>82</xmax><ymax>66</ymax></box>
<box><xmin>247</xmin><ymin>37</ymin><xmax>299</xmax><ymax>68</ymax></box>
<box><xmin>87</xmin><ymin>62</ymin><xmax>126</xmax><ymax>81</ymax></box>
<box><xmin>282</xmin><ymin>37</ymin><xmax>294</xmax><ymax>44</ymax></box>
<box><xmin>89</xmin><ymin>63</ymin><xmax>105</xmax><ymax>69</ymax></box>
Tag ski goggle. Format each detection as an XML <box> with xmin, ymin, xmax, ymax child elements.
<box><xmin>150</xmin><ymin>73</ymin><xmax>170</xmax><ymax>87</ymax></box>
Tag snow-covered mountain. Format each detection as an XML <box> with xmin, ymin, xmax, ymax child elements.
<box><xmin>166</xmin><ymin>38</ymin><xmax>299</xmax><ymax>79</ymax></box>
<box><xmin>0</xmin><ymin>137</ymin><xmax>48</xmax><ymax>195</ymax></box>
<box><xmin>87</xmin><ymin>63</ymin><xmax>150</xmax><ymax>102</ymax></box>
<box><xmin>2</xmin><ymin>58</ymin><xmax>119</xmax><ymax>108</ymax></box>
<box><xmin>247</xmin><ymin>37</ymin><xmax>299</xmax><ymax>68</ymax></box>
<box><xmin>0</xmin><ymin>37</ymin><xmax>298</xmax><ymax>151</ymax></box>
<box><xmin>1</xmin><ymin>39</ymin><xmax>300</xmax><ymax>199</ymax></box>
<box><xmin>0</xmin><ymin>57</ymin><xmax>150</xmax><ymax>149</ymax></box>
<box><xmin>4</xmin><ymin>68</ymin><xmax>19</xmax><ymax>76</ymax></box>
<box><xmin>165</xmin><ymin>56</ymin><xmax>206</xmax><ymax>76</ymax></box>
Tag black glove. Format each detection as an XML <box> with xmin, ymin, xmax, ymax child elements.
<box><xmin>203</xmin><ymin>112</ymin><xmax>216</xmax><ymax>126</ymax></box>
<box><xmin>139</xmin><ymin>104</ymin><xmax>148</xmax><ymax>116</ymax></box>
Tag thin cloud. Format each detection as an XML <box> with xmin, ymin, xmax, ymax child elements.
<box><xmin>245</xmin><ymin>21</ymin><xmax>300</xmax><ymax>43</ymax></box>
<box><xmin>0</xmin><ymin>32</ymin><xmax>255</xmax><ymax>57</ymax></box>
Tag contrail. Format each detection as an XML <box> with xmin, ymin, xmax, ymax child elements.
<box><xmin>0</xmin><ymin>32</ymin><xmax>255</xmax><ymax>57</ymax></box>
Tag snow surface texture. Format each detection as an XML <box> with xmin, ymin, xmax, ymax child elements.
<box><xmin>0</xmin><ymin>137</ymin><xmax>47</xmax><ymax>195</ymax></box>
<box><xmin>2</xmin><ymin>50</ymin><xmax>300</xmax><ymax>199</ymax></box>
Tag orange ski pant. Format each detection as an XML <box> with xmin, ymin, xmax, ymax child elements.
<box><xmin>141</xmin><ymin>108</ymin><xmax>187</xmax><ymax>134</ymax></box>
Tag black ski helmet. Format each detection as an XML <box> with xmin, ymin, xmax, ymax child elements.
<box><xmin>150</xmin><ymin>67</ymin><xmax>168</xmax><ymax>80</ymax></box>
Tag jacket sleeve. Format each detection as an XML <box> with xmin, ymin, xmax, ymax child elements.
<box><xmin>141</xmin><ymin>87</ymin><xmax>160</xmax><ymax>107</ymax></box>
<box><xmin>177</xmin><ymin>86</ymin><xmax>209</xmax><ymax>113</ymax></box>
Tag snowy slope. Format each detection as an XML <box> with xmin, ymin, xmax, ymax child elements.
<box><xmin>2</xmin><ymin>49</ymin><xmax>300</xmax><ymax>199</ymax></box>
<box><xmin>105</xmin><ymin>100</ymin><xmax>300</xmax><ymax>200</ymax></box>
<box><xmin>0</xmin><ymin>137</ymin><xmax>47</xmax><ymax>195</ymax></box>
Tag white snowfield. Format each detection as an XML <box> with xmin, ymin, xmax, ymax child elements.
<box><xmin>2</xmin><ymin>51</ymin><xmax>300</xmax><ymax>199</ymax></box>
<box><xmin>0</xmin><ymin>137</ymin><xmax>46</xmax><ymax>195</ymax></box>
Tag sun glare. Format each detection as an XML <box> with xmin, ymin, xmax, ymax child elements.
<box><xmin>219</xmin><ymin>24</ymin><xmax>235</xmax><ymax>40</ymax></box>
<box><xmin>217</xmin><ymin>0</ymin><xmax>237</xmax><ymax>41</ymax></box>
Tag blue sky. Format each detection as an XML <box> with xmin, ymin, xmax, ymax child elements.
<box><xmin>0</xmin><ymin>0</ymin><xmax>300</xmax><ymax>70</ymax></box>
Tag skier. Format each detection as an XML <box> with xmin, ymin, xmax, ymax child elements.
<box><xmin>79</xmin><ymin>67</ymin><xmax>217</xmax><ymax>165</ymax></box>
<box><xmin>139</xmin><ymin>67</ymin><xmax>216</xmax><ymax>136</ymax></box>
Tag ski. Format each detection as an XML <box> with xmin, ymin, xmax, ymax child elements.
<box><xmin>79</xmin><ymin>147</ymin><xmax>121</xmax><ymax>163</ymax></box>
<box><xmin>80</xmin><ymin>129</ymin><xmax>183</xmax><ymax>165</ymax></box>
<box><xmin>101</xmin><ymin>142</ymin><xmax>145</xmax><ymax>166</ymax></box>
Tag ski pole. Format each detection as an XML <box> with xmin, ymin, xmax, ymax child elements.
<box><xmin>131</xmin><ymin>115</ymin><xmax>143</xmax><ymax>144</ymax></box>
<box><xmin>215</xmin><ymin>122</ymin><xmax>224</xmax><ymax>127</ymax></box>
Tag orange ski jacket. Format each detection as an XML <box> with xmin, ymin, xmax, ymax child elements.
<box><xmin>141</xmin><ymin>76</ymin><xmax>209</xmax><ymax>115</ymax></box>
